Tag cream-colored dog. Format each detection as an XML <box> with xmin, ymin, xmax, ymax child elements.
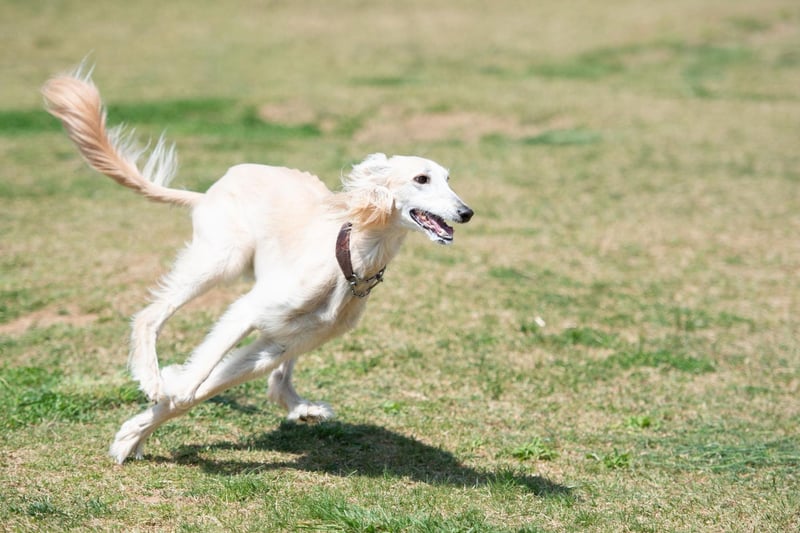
<box><xmin>42</xmin><ymin>67</ymin><xmax>473</xmax><ymax>464</ymax></box>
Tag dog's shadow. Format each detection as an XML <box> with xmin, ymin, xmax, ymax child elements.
<box><xmin>171</xmin><ymin>419</ymin><xmax>572</xmax><ymax>498</ymax></box>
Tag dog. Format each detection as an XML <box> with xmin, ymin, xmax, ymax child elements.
<box><xmin>42</xmin><ymin>66</ymin><xmax>473</xmax><ymax>464</ymax></box>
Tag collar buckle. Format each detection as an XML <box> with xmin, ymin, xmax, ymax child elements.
<box><xmin>347</xmin><ymin>267</ymin><xmax>385</xmax><ymax>298</ymax></box>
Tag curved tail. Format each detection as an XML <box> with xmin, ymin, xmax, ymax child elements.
<box><xmin>42</xmin><ymin>67</ymin><xmax>203</xmax><ymax>208</ymax></box>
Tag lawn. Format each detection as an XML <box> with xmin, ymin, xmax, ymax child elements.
<box><xmin>1</xmin><ymin>0</ymin><xmax>799</xmax><ymax>531</ymax></box>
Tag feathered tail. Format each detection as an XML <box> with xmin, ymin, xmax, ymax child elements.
<box><xmin>41</xmin><ymin>66</ymin><xmax>202</xmax><ymax>207</ymax></box>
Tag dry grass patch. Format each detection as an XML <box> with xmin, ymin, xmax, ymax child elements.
<box><xmin>0</xmin><ymin>303</ymin><xmax>98</xmax><ymax>336</ymax></box>
<box><xmin>2</xmin><ymin>0</ymin><xmax>800</xmax><ymax>531</ymax></box>
<box><xmin>353</xmin><ymin>106</ymin><xmax>576</xmax><ymax>145</ymax></box>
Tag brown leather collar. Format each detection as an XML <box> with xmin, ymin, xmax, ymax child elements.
<box><xmin>336</xmin><ymin>222</ymin><xmax>385</xmax><ymax>298</ymax></box>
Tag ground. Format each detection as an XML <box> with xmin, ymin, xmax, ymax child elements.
<box><xmin>1</xmin><ymin>0</ymin><xmax>799</xmax><ymax>531</ymax></box>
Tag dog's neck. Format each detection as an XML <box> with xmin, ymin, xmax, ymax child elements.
<box><xmin>357</xmin><ymin>227</ymin><xmax>407</xmax><ymax>271</ymax></box>
<box><xmin>340</xmin><ymin>222</ymin><xmax>407</xmax><ymax>293</ymax></box>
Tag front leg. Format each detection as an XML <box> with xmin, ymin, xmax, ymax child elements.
<box><xmin>161</xmin><ymin>290</ymin><xmax>261</xmax><ymax>405</ymax></box>
<box><xmin>267</xmin><ymin>358</ymin><xmax>334</xmax><ymax>422</ymax></box>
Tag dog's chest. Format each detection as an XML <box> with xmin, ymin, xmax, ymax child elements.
<box><xmin>260</xmin><ymin>284</ymin><xmax>368</xmax><ymax>352</ymax></box>
<box><xmin>304</xmin><ymin>291</ymin><xmax>367</xmax><ymax>340</ymax></box>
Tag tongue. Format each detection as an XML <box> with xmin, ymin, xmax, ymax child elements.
<box><xmin>427</xmin><ymin>213</ymin><xmax>453</xmax><ymax>239</ymax></box>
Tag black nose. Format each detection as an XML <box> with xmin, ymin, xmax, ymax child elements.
<box><xmin>459</xmin><ymin>206</ymin><xmax>474</xmax><ymax>223</ymax></box>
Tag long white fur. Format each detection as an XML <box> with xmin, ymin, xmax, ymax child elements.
<box><xmin>42</xmin><ymin>67</ymin><xmax>473</xmax><ymax>464</ymax></box>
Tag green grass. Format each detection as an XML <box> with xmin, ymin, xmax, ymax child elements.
<box><xmin>0</xmin><ymin>364</ymin><xmax>142</xmax><ymax>429</ymax></box>
<box><xmin>0</xmin><ymin>288</ymin><xmax>50</xmax><ymax>323</ymax></box>
<box><xmin>2</xmin><ymin>0</ymin><xmax>800</xmax><ymax>531</ymax></box>
<box><xmin>508</xmin><ymin>437</ymin><xmax>560</xmax><ymax>462</ymax></box>
<box><xmin>522</xmin><ymin>129</ymin><xmax>603</xmax><ymax>146</ymax></box>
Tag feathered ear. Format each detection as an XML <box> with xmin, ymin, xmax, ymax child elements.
<box><xmin>345</xmin><ymin>153</ymin><xmax>390</xmax><ymax>189</ymax></box>
<box><xmin>347</xmin><ymin>185</ymin><xmax>395</xmax><ymax>229</ymax></box>
<box><xmin>358</xmin><ymin>152</ymin><xmax>388</xmax><ymax>173</ymax></box>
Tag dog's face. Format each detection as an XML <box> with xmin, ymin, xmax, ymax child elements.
<box><xmin>348</xmin><ymin>153</ymin><xmax>474</xmax><ymax>244</ymax></box>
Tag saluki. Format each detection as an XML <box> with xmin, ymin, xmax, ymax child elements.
<box><xmin>42</xmin><ymin>67</ymin><xmax>473</xmax><ymax>464</ymax></box>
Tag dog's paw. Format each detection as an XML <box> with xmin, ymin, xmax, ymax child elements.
<box><xmin>109</xmin><ymin>419</ymin><xmax>147</xmax><ymax>464</ymax></box>
<box><xmin>287</xmin><ymin>401</ymin><xmax>335</xmax><ymax>423</ymax></box>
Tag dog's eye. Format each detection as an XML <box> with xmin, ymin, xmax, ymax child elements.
<box><xmin>413</xmin><ymin>174</ymin><xmax>430</xmax><ymax>185</ymax></box>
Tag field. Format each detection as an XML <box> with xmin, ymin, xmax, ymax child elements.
<box><xmin>2</xmin><ymin>0</ymin><xmax>799</xmax><ymax>531</ymax></box>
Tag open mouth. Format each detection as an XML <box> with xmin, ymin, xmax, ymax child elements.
<box><xmin>410</xmin><ymin>209</ymin><xmax>454</xmax><ymax>243</ymax></box>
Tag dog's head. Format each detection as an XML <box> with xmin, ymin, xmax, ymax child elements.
<box><xmin>344</xmin><ymin>153</ymin><xmax>473</xmax><ymax>244</ymax></box>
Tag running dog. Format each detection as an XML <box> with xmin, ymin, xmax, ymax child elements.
<box><xmin>42</xmin><ymin>67</ymin><xmax>473</xmax><ymax>464</ymax></box>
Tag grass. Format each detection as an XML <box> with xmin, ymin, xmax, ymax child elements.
<box><xmin>2</xmin><ymin>0</ymin><xmax>800</xmax><ymax>531</ymax></box>
<box><xmin>509</xmin><ymin>437</ymin><xmax>559</xmax><ymax>462</ymax></box>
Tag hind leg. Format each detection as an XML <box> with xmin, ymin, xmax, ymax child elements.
<box><xmin>111</xmin><ymin>334</ymin><xmax>286</xmax><ymax>464</ymax></box>
<box><xmin>130</xmin><ymin>238</ymin><xmax>252</xmax><ymax>401</ymax></box>
<box><xmin>268</xmin><ymin>358</ymin><xmax>334</xmax><ymax>422</ymax></box>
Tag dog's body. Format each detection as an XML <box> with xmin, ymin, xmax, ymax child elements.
<box><xmin>42</xmin><ymin>68</ymin><xmax>473</xmax><ymax>464</ymax></box>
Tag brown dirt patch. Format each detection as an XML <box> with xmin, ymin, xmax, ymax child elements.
<box><xmin>0</xmin><ymin>303</ymin><xmax>98</xmax><ymax>336</ymax></box>
<box><xmin>258</xmin><ymin>101</ymin><xmax>337</xmax><ymax>133</ymax></box>
<box><xmin>257</xmin><ymin>101</ymin><xmax>574</xmax><ymax>145</ymax></box>
<box><xmin>258</xmin><ymin>100</ymin><xmax>318</xmax><ymax>125</ymax></box>
<box><xmin>353</xmin><ymin>107</ymin><xmax>572</xmax><ymax>145</ymax></box>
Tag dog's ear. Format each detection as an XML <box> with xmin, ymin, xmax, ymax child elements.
<box><xmin>349</xmin><ymin>153</ymin><xmax>390</xmax><ymax>183</ymax></box>
<box><xmin>348</xmin><ymin>185</ymin><xmax>395</xmax><ymax>229</ymax></box>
